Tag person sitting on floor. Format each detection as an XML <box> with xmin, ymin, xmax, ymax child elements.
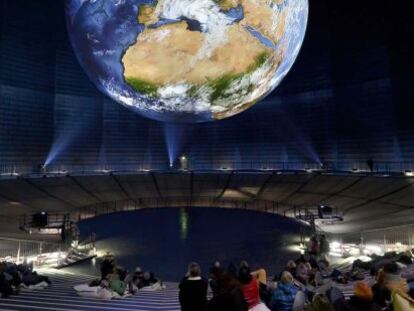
<box><xmin>305</xmin><ymin>293</ymin><xmax>335</xmax><ymax>311</ymax></box>
<box><xmin>308</xmin><ymin>236</ymin><xmax>320</xmax><ymax>258</ymax></box>
<box><xmin>270</xmin><ymin>271</ymin><xmax>298</xmax><ymax>311</ymax></box>
<box><xmin>295</xmin><ymin>262</ymin><xmax>309</xmax><ymax>285</ymax></box>
<box><xmin>4</xmin><ymin>262</ymin><xmax>21</xmax><ymax>293</ymax></box>
<box><xmin>108</xmin><ymin>268</ymin><xmax>126</xmax><ymax>296</ymax></box>
<box><xmin>140</xmin><ymin>271</ymin><xmax>163</xmax><ymax>290</ymax></box>
<box><xmin>372</xmin><ymin>262</ymin><xmax>410</xmax><ymax>308</ymax></box>
<box><xmin>209</xmin><ymin>261</ymin><xmax>224</xmax><ymax>298</ymax></box>
<box><xmin>238</xmin><ymin>262</ymin><xmax>270</xmax><ymax>311</ymax></box>
<box><xmin>125</xmin><ymin>266</ymin><xmax>144</xmax><ymax>293</ymax></box>
<box><xmin>0</xmin><ymin>262</ymin><xmax>14</xmax><ymax>298</ymax></box>
<box><xmin>20</xmin><ymin>269</ymin><xmax>51</xmax><ymax>288</ymax></box>
<box><xmin>347</xmin><ymin>281</ymin><xmax>381</xmax><ymax>311</ymax></box>
<box><xmin>100</xmin><ymin>252</ymin><xmax>115</xmax><ymax>280</ymax></box>
<box><xmin>208</xmin><ymin>272</ymin><xmax>248</xmax><ymax>311</ymax></box>
<box><xmin>179</xmin><ymin>262</ymin><xmax>208</xmax><ymax>311</ymax></box>
<box><xmin>285</xmin><ymin>261</ymin><xmax>297</xmax><ymax>278</ymax></box>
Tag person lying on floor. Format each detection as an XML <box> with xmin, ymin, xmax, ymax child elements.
<box><xmin>0</xmin><ymin>261</ymin><xmax>50</xmax><ymax>297</ymax></box>
<box><xmin>126</xmin><ymin>266</ymin><xmax>165</xmax><ymax>292</ymax></box>
<box><xmin>75</xmin><ymin>269</ymin><xmax>129</xmax><ymax>300</ymax></box>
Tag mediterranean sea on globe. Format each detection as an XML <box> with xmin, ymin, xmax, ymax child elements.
<box><xmin>65</xmin><ymin>0</ymin><xmax>308</xmax><ymax>123</ymax></box>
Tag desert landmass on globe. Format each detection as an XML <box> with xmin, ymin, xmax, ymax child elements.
<box><xmin>121</xmin><ymin>0</ymin><xmax>289</xmax><ymax>119</ymax></box>
<box><xmin>123</xmin><ymin>21</ymin><xmax>272</xmax><ymax>85</ymax></box>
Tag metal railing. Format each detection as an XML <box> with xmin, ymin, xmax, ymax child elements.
<box><xmin>0</xmin><ymin>236</ymin><xmax>66</xmax><ymax>264</ymax></box>
<box><xmin>330</xmin><ymin>223</ymin><xmax>414</xmax><ymax>253</ymax></box>
<box><xmin>1</xmin><ymin>161</ymin><xmax>414</xmax><ymax>180</ymax></box>
<box><xmin>72</xmin><ymin>197</ymin><xmax>293</xmax><ymax>223</ymax></box>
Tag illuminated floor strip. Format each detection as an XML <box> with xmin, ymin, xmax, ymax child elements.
<box><xmin>0</xmin><ymin>270</ymin><xmax>181</xmax><ymax>311</ymax></box>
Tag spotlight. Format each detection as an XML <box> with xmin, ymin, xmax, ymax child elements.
<box><xmin>179</xmin><ymin>155</ymin><xmax>189</xmax><ymax>170</ymax></box>
<box><xmin>404</xmin><ymin>170</ymin><xmax>414</xmax><ymax>177</ymax></box>
<box><xmin>38</xmin><ymin>164</ymin><xmax>47</xmax><ymax>173</ymax></box>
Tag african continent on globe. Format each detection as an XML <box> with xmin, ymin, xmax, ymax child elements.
<box><xmin>66</xmin><ymin>0</ymin><xmax>308</xmax><ymax>122</ymax></box>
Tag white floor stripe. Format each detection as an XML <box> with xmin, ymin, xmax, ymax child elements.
<box><xmin>20</xmin><ymin>292</ymin><xmax>179</xmax><ymax>302</ymax></box>
<box><xmin>11</xmin><ymin>269</ymin><xmax>184</xmax><ymax>311</ymax></box>
<box><xmin>10</xmin><ymin>295</ymin><xmax>180</xmax><ymax>307</ymax></box>
<box><xmin>0</xmin><ymin>299</ymin><xmax>159</xmax><ymax>311</ymax></box>
<box><xmin>0</xmin><ymin>303</ymin><xmax>84</xmax><ymax>311</ymax></box>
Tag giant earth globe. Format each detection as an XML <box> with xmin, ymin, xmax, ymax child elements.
<box><xmin>66</xmin><ymin>0</ymin><xmax>308</xmax><ymax>123</ymax></box>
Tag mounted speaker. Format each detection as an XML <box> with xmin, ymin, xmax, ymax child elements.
<box><xmin>318</xmin><ymin>205</ymin><xmax>333</xmax><ymax>219</ymax></box>
<box><xmin>32</xmin><ymin>212</ymin><xmax>48</xmax><ymax>227</ymax></box>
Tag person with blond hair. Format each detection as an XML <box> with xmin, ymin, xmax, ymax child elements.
<box><xmin>270</xmin><ymin>271</ymin><xmax>298</xmax><ymax>311</ymax></box>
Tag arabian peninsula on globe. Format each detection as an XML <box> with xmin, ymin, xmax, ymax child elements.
<box><xmin>66</xmin><ymin>0</ymin><xmax>308</xmax><ymax>122</ymax></box>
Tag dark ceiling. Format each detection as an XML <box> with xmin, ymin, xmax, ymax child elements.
<box><xmin>1</xmin><ymin>172</ymin><xmax>413</xmax><ymax>235</ymax></box>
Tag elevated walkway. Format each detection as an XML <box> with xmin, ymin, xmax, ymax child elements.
<box><xmin>0</xmin><ymin>270</ymin><xmax>180</xmax><ymax>311</ymax></box>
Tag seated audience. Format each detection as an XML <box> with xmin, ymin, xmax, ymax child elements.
<box><xmin>21</xmin><ymin>270</ymin><xmax>50</xmax><ymax>288</ymax></box>
<box><xmin>179</xmin><ymin>262</ymin><xmax>208</xmax><ymax>311</ymax></box>
<box><xmin>100</xmin><ymin>252</ymin><xmax>116</xmax><ymax>280</ymax></box>
<box><xmin>139</xmin><ymin>271</ymin><xmax>163</xmax><ymax>290</ymax></box>
<box><xmin>0</xmin><ymin>262</ymin><xmax>14</xmax><ymax>298</ymax></box>
<box><xmin>208</xmin><ymin>272</ymin><xmax>248</xmax><ymax>311</ymax></box>
<box><xmin>238</xmin><ymin>262</ymin><xmax>270</xmax><ymax>311</ymax></box>
<box><xmin>0</xmin><ymin>260</ymin><xmax>50</xmax><ymax>298</ymax></box>
<box><xmin>228</xmin><ymin>262</ymin><xmax>238</xmax><ymax>278</ymax></box>
<box><xmin>125</xmin><ymin>266</ymin><xmax>143</xmax><ymax>293</ymax></box>
<box><xmin>295</xmin><ymin>262</ymin><xmax>309</xmax><ymax>285</ymax></box>
<box><xmin>285</xmin><ymin>261</ymin><xmax>297</xmax><ymax>277</ymax></box>
<box><xmin>305</xmin><ymin>293</ymin><xmax>335</xmax><ymax>311</ymax></box>
<box><xmin>270</xmin><ymin>271</ymin><xmax>297</xmax><ymax>311</ymax></box>
<box><xmin>108</xmin><ymin>268</ymin><xmax>126</xmax><ymax>296</ymax></box>
<box><xmin>318</xmin><ymin>259</ymin><xmax>332</xmax><ymax>278</ymax></box>
<box><xmin>308</xmin><ymin>236</ymin><xmax>320</xmax><ymax>258</ymax></box>
<box><xmin>209</xmin><ymin>261</ymin><xmax>224</xmax><ymax>298</ymax></box>
<box><xmin>372</xmin><ymin>262</ymin><xmax>410</xmax><ymax>308</ymax></box>
<box><xmin>126</xmin><ymin>265</ymin><xmax>164</xmax><ymax>293</ymax></box>
<box><xmin>347</xmin><ymin>281</ymin><xmax>381</xmax><ymax>311</ymax></box>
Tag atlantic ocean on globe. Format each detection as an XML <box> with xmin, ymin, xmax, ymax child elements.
<box><xmin>66</xmin><ymin>0</ymin><xmax>308</xmax><ymax>123</ymax></box>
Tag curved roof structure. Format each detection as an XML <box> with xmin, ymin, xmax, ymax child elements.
<box><xmin>1</xmin><ymin>171</ymin><xmax>413</xmax><ymax>236</ymax></box>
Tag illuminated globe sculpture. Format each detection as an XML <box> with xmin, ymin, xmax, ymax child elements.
<box><xmin>66</xmin><ymin>0</ymin><xmax>308</xmax><ymax>122</ymax></box>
